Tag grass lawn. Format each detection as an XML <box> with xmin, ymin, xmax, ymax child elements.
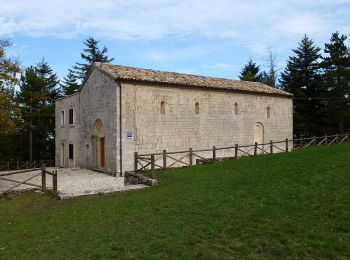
<box><xmin>1</xmin><ymin>144</ymin><xmax>350</xmax><ymax>259</ymax></box>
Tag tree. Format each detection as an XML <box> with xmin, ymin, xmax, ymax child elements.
<box><xmin>17</xmin><ymin>67</ymin><xmax>51</xmax><ymax>162</ymax></box>
<box><xmin>239</xmin><ymin>59</ymin><xmax>262</xmax><ymax>82</ymax></box>
<box><xmin>321</xmin><ymin>32</ymin><xmax>350</xmax><ymax>134</ymax></box>
<box><xmin>35</xmin><ymin>58</ymin><xmax>61</xmax><ymax>101</ymax></box>
<box><xmin>73</xmin><ymin>37</ymin><xmax>114</xmax><ymax>80</ymax></box>
<box><xmin>0</xmin><ymin>39</ymin><xmax>21</xmax><ymax>134</ymax></box>
<box><xmin>261</xmin><ymin>49</ymin><xmax>279</xmax><ymax>88</ymax></box>
<box><xmin>60</xmin><ymin>69</ymin><xmax>80</xmax><ymax>96</ymax></box>
<box><xmin>280</xmin><ymin>35</ymin><xmax>323</xmax><ymax>136</ymax></box>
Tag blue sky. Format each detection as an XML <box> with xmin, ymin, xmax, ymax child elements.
<box><xmin>1</xmin><ymin>0</ymin><xmax>349</xmax><ymax>80</ymax></box>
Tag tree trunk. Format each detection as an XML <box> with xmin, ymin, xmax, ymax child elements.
<box><xmin>29</xmin><ymin>95</ymin><xmax>32</xmax><ymax>163</ymax></box>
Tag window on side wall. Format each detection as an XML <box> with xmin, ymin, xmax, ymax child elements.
<box><xmin>69</xmin><ymin>144</ymin><xmax>74</xmax><ymax>160</ymax></box>
<box><xmin>69</xmin><ymin>108</ymin><xmax>74</xmax><ymax>124</ymax></box>
<box><xmin>267</xmin><ymin>106</ymin><xmax>271</xmax><ymax>118</ymax></box>
<box><xmin>61</xmin><ymin>110</ymin><xmax>65</xmax><ymax>126</ymax></box>
<box><xmin>234</xmin><ymin>103</ymin><xmax>238</xmax><ymax>115</ymax></box>
<box><xmin>195</xmin><ymin>102</ymin><xmax>200</xmax><ymax>114</ymax></box>
<box><xmin>160</xmin><ymin>101</ymin><xmax>165</xmax><ymax>114</ymax></box>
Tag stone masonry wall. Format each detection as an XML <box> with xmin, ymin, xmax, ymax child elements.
<box><xmin>55</xmin><ymin>93</ymin><xmax>80</xmax><ymax>168</ymax></box>
<box><xmin>120</xmin><ymin>83</ymin><xmax>293</xmax><ymax>172</ymax></box>
<box><xmin>79</xmin><ymin>69</ymin><xmax>119</xmax><ymax>174</ymax></box>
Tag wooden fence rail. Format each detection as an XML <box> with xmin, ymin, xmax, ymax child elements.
<box><xmin>0</xmin><ymin>163</ymin><xmax>58</xmax><ymax>197</ymax></box>
<box><xmin>0</xmin><ymin>160</ymin><xmax>54</xmax><ymax>171</ymax></box>
<box><xmin>134</xmin><ymin>133</ymin><xmax>349</xmax><ymax>177</ymax></box>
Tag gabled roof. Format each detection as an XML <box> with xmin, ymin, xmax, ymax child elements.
<box><xmin>94</xmin><ymin>63</ymin><xmax>292</xmax><ymax>97</ymax></box>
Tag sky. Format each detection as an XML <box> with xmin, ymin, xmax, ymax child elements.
<box><xmin>1</xmin><ymin>0</ymin><xmax>349</xmax><ymax>80</ymax></box>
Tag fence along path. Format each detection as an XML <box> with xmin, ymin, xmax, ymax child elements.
<box><xmin>135</xmin><ymin>133</ymin><xmax>349</xmax><ymax>177</ymax></box>
<box><xmin>0</xmin><ymin>164</ymin><xmax>58</xmax><ymax>197</ymax></box>
<box><xmin>0</xmin><ymin>160</ymin><xmax>53</xmax><ymax>171</ymax></box>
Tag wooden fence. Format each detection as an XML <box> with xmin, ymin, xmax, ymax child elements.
<box><xmin>134</xmin><ymin>133</ymin><xmax>349</xmax><ymax>177</ymax></box>
<box><xmin>0</xmin><ymin>160</ymin><xmax>54</xmax><ymax>171</ymax></box>
<box><xmin>0</xmin><ymin>164</ymin><xmax>58</xmax><ymax>197</ymax></box>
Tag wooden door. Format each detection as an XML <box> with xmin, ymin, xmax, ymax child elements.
<box><xmin>100</xmin><ymin>137</ymin><xmax>105</xmax><ymax>167</ymax></box>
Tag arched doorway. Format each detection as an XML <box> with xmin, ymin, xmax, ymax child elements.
<box><xmin>92</xmin><ymin>119</ymin><xmax>105</xmax><ymax>168</ymax></box>
<box><xmin>254</xmin><ymin>122</ymin><xmax>264</xmax><ymax>154</ymax></box>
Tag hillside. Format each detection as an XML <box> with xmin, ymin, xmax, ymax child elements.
<box><xmin>1</xmin><ymin>144</ymin><xmax>349</xmax><ymax>258</ymax></box>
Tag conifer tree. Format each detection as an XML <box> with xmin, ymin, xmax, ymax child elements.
<box><xmin>73</xmin><ymin>37</ymin><xmax>114</xmax><ymax>80</ymax></box>
<box><xmin>280</xmin><ymin>35</ymin><xmax>323</xmax><ymax>136</ymax></box>
<box><xmin>35</xmin><ymin>58</ymin><xmax>61</xmax><ymax>101</ymax></box>
<box><xmin>239</xmin><ymin>59</ymin><xmax>262</xmax><ymax>82</ymax></box>
<box><xmin>321</xmin><ymin>32</ymin><xmax>350</xmax><ymax>133</ymax></box>
<box><xmin>60</xmin><ymin>69</ymin><xmax>80</xmax><ymax>96</ymax></box>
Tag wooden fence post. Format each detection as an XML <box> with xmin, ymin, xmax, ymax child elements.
<box><xmin>189</xmin><ymin>148</ymin><xmax>193</xmax><ymax>166</ymax></box>
<box><xmin>134</xmin><ymin>152</ymin><xmax>138</xmax><ymax>173</ymax></box>
<box><xmin>7</xmin><ymin>162</ymin><xmax>9</xmax><ymax>171</ymax></box>
<box><xmin>286</xmin><ymin>138</ymin><xmax>289</xmax><ymax>152</ymax></box>
<box><xmin>254</xmin><ymin>142</ymin><xmax>258</xmax><ymax>155</ymax></box>
<box><xmin>53</xmin><ymin>170</ymin><xmax>58</xmax><ymax>197</ymax></box>
<box><xmin>300</xmin><ymin>137</ymin><xmax>304</xmax><ymax>148</ymax></box>
<box><xmin>163</xmin><ymin>150</ymin><xmax>167</xmax><ymax>169</ymax></box>
<box><xmin>270</xmin><ymin>140</ymin><xmax>273</xmax><ymax>154</ymax></box>
<box><xmin>313</xmin><ymin>136</ymin><xmax>316</xmax><ymax>146</ymax></box>
<box><xmin>234</xmin><ymin>144</ymin><xmax>238</xmax><ymax>159</ymax></box>
<box><xmin>41</xmin><ymin>163</ymin><xmax>46</xmax><ymax>192</ymax></box>
<box><xmin>347</xmin><ymin>132</ymin><xmax>350</xmax><ymax>142</ymax></box>
<box><xmin>213</xmin><ymin>146</ymin><xmax>216</xmax><ymax>162</ymax></box>
<box><xmin>335</xmin><ymin>134</ymin><xmax>339</xmax><ymax>144</ymax></box>
<box><xmin>150</xmin><ymin>155</ymin><xmax>155</xmax><ymax>178</ymax></box>
<box><xmin>16</xmin><ymin>160</ymin><xmax>19</xmax><ymax>170</ymax></box>
<box><xmin>325</xmin><ymin>134</ymin><xmax>328</xmax><ymax>145</ymax></box>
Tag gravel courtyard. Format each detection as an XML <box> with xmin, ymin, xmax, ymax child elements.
<box><xmin>0</xmin><ymin>168</ymin><xmax>147</xmax><ymax>199</ymax></box>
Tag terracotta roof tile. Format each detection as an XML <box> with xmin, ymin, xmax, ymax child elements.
<box><xmin>95</xmin><ymin>63</ymin><xmax>292</xmax><ymax>97</ymax></box>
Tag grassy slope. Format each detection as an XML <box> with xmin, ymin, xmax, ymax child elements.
<box><xmin>0</xmin><ymin>144</ymin><xmax>350</xmax><ymax>259</ymax></box>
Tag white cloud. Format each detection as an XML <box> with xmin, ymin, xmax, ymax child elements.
<box><xmin>0</xmin><ymin>0</ymin><xmax>349</xmax><ymax>66</ymax></box>
<box><xmin>1</xmin><ymin>0</ymin><xmax>348</xmax><ymax>42</ymax></box>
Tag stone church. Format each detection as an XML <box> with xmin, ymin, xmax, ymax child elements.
<box><xmin>55</xmin><ymin>63</ymin><xmax>293</xmax><ymax>175</ymax></box>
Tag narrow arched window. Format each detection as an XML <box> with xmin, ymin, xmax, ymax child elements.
<box><xmin>195</xmin><ymin>102</ymin><xmax>199</xmax><ymax>114</ymax></box>
<box><xmin>267</xmin><ymin>106</ymin><xmax>271</xmax><ymax>118</ymax></box>
<box><xmin>160</xmin><ymin>101</ymin><xmax>165</xmax><ymax>114</ymax></box>
<box><xmin>234</xmin><ymin>103</ymin><xmax>238</xmax><ymax>115</ymax></box>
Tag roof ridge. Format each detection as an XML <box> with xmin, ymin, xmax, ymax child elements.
<box><xmin>94</xmin><ymin>62</ymin><xmax>292</xmax><ymax>97</ymax></box>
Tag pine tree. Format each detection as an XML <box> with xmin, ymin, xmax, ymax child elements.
<box><xmin>280</xmin><ymin>35</ymin><xmax>323</xmax><ymax>136</ymax></box>
<box><xmin>239</xmin><ymin>59</ymin><xmax>262</xmax><ymax>82</ymax></box>
<box><xmin>73</xmin><ymin>37</ymin><xmax>114</xmax><ymax>80</ymax></box>
<box><xmin>35</xmin><ymin>58</ymin><xmax>61</xmax><ymax>101</ymax></box>
<box><xmin>321</xmin><ymin>32</ymin><xmax>350</xmax><ymax>134</ymax></box>
<box><xmin>60</xmin><ymin>69</ymin><xmax>80</xmax><ymax>96</ymax></box>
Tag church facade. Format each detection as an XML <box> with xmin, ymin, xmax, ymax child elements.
<box><xmin>55</xmin><ymin>63</ymin><xmax>293</xmax><ymax>175</ymax></box>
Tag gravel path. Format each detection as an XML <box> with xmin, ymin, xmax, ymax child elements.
<box><xmin>0</xmin><ymin>168</ymin><xmax>147</xmax><ymax>199</ymax></box>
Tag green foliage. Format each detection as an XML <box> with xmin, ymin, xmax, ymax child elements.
<box><xmin>239</xmin><ymin>58</ymin><xmax>262</xmax><ymax>82</ymax></box>
<box><xmin>0</xmin><ymin>39</ymin><xmax>21</xmax><ymax>134</ymax></box>
<box><xmin>73</xmin><ymin>37</ymin><xmax>114</xmax><ymax>80</ymax></box>
<box><xmin>16</xmin><ymin>63</ymin><xmax>58</xmax><ymax>161</ymax></box>
<box><xmin>321</xmin><ymin>32</ymin><xmax>350</xmax><ymax>133</ymax></box>
<box><xmin>280</xmin><ymin>35</ymin><xmax>323</xmax><ymax>136</ymax></box>
<box><xmin>60</xmin><ymin>69</ymin><xmax>80</xmax><ymax>96</ymax></box>
<box><xmin>1</xmin><ymin>144</ymin><xmax>350</xmax><ymax>258</ymax></box>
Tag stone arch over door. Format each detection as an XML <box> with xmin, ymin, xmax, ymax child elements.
<box><xmin>92</xmin><ymin>119</ymin><xmax>105</xmax><ymax>169</ymax></box>
<box><xmin>254</xmin><ymin>122</ymin><xmax>264</xmax><ymax>153</ymax></box>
